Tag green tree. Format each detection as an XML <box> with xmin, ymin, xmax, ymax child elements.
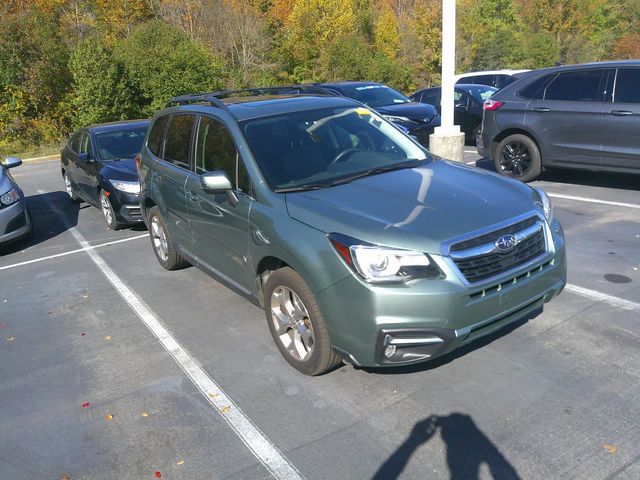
<box><xmin>69</xmin><ymin>37</ymin><xmax>137</xmax><ymax>127</ymax></box>
<box><xmin>117</xmin><ymin>20</ymin><xmax>222</xmax><ymax>115</ymax></box>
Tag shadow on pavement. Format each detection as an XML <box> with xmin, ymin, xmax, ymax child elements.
<box><xmin>471</xmin><ymin>157</ymin><xmax>640</xmax><ymax>191</ymax></box>
<box><xmin>361</xmin><ymin>307</ymin><xmax>541</xmax><ymax>376</ymax></box>
<box><xmin>1</xmin><ymin>191</ymin><xmax>79</xmax><ymax>255</ymax></box>
<box><xmin>372</xmin><ymin>414</ymin><xmax>521</xmax><ymax>480</ymax></box>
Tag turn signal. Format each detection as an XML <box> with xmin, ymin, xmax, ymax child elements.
<box><xmin>135</xmin><ymin>153</ymin><xmax>142</xmax><ymax>171</ymax></box>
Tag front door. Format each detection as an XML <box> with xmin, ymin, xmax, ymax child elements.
<box><xmin>76</xmin><ymin>132</ymin><xmax>100</xmax><ymax>204</ymax></box>
<box><xmin>600</xmin><ymin>67</ymin><xmax>640</xmax><ymax>172</ymax></box>
<box><xmin>526</xmin><ymin>68</ymin><xmax>606</xmax><ymax>167</ymax></box>
<box><xmin>186</xmin><ymin>114</ymin><xmax>253</xmax><ymax>291</ymax></box>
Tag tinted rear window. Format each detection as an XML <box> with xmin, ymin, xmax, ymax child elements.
<box><xmin>544</xmin><ymin>70</ymin><xmax>604</xmax><ymax>102</ymax></box>
<box><xmin>518</xmin><ymin>74</ymin><xmax>552</xmax><ymax>99</ymax></box>
<box><xmin>614</xmin><ymin>68</ymin><xmax>640</xmax><ymax>104</ymax></box>
<box><xmin>147</xmin><ymin>116</ymin><xmax>169</xmax><ymax>157</ymax></box>
<box><xmin>164</xmin><ymin>114</ymin><xmax>195</xmax><ymax>169</ymax></box>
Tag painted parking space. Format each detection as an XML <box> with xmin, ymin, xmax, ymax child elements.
<box><xmin>2</xmin><ymin>158</ymin><xmax>639</xmax><ymax>479</ymax></box>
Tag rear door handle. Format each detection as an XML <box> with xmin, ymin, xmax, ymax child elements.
<box><xmin>532</xmin><ymin>107</ymin><xmax>550</xmax><ymax>113</ymax></box>
<box><xmin>610</xmin><ymin>110</ymin><xmax>633</xmax><ymax>116</ymax></box>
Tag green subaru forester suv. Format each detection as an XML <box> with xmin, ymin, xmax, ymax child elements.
<box><xmin>138</xmin><ymin>90</ymin><xmax>566</xmax><ymax>375</ymax></box>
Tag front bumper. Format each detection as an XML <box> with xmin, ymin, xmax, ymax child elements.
<box><xmin>110</xmin><ymin>191</ymin><xmax>143</xmax><ymax>224</ymax></box>
<box><xmin>0</xmin><ymin>198</ymin><xmax>32</xmax><ymax>246</ymax></box>
<box><xmin>317</xmin><ymin>220</ymin><xmax>566</xmax><ymax>367</ymax></box>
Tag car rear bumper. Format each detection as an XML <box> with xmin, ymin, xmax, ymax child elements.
<box><xmin>318</xmin><ymin>221</ymin><xmax>566</xmax><ymax>367</ymax></box>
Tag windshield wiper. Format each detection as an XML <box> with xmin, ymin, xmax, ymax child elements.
<box><xmin>274</xmin><ymin>184</ymin><xmax>332</xmax><ymax>193</ymax></box>
<box><xmin>329</xmin><ymin>159</ymin><xmax>424</xmax><ymax>186</ymax></box>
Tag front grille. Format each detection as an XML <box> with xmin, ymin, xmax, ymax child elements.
<box><xmin>4</xmin><ymin>212</ymin><xmax>26</xmax><ymax>234</ymax></box>
<box><xmin>450</xmin><ymin>217</ymin><xmax>547</xmax><ymax>283</ymax></box>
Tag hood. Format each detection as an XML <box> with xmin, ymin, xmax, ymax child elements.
<box><xmin>99</xmin><ymin>158</ymin><xmax>138</xmax><ymax>181</ymax></box>
<box><xmin>375</xmin><ymin>102</ymin><xmax>438</xmax><ymax>123</ymax></box>
<box><xmin>285</xmin><ymin>161</ymin><xmax>539</xmax><ymax>254</ymax></box>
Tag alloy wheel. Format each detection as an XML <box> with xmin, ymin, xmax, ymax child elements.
<box><xmin>150</xmin><ymin>216</ymin><xmax>169</xmax><ymax>262</ymax></box>
<box><xmin>270</xmin><ymin>286</ymin><xmax>315</xmax><ymax>362</ymax></box>
<box><xmin>498</xmin><ymin>141</ymin><xmax>533</xmax><ymax>177</ymax></box>
<box><xmin>100</xmin><ymin>191</ymin><xmax>114</xmax><ymax>227</ymax></box>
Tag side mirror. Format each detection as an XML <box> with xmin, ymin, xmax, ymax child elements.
<box><xmin>2</xmin><ymin>156</ymin><xmax>22</xmax><ymax>169</ymax></box>
<box><xmin>201</xmin><ymin>170</ymin><xmax>233</xmax><ymax>192</ymax></box>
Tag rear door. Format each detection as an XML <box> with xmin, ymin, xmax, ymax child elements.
<box><xmin>185</xmin><ymin>114</ymin><xmax>254</xmax><ymax>291</ymax></box>
<box><xmin>600</xmin><ymin>67</ymin><xmax>640</xmax><ymax>172</ymax></box>
<box><xmin>525</xmin><ymin>68</ymin><xmax>606</xmax><ymax>167</ymax></box>
<box><xmin>155</xmin><ymin>114</ymin><xmax>195</xmax><ymax>248</ymax></box>
<box><xmin>75</xmin><ymin>132</ymin><xmax>100</xmax><ymax>203</ymax></box>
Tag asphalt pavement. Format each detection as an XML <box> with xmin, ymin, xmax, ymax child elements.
<box><xmin>1</xmin><ymin>155</ymin><xmax>639</xmax><ymax>480</ymax></box>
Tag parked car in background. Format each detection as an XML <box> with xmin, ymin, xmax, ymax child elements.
<box><xmin>455</xmin><ymin>70</ymin><xmax>530</xmax><ymax>90</ymax></box>
<box><xmin>0</xmin><ymin>156</ymin><xmax>32</xmax><ymax>247</ymax></box>
<box><xmin>479</xmin><ymin>60</ymin><xmax>640</xmax><ymax>182</ymax></box>
<box><xmin>410</xmin><ymin>84</ymin><xmax>497</xmax><ymax>144</ymax></box>
<box><xmin>313</xmin><ymin>81</ymin><xmax>441</xmax><ymax>146</ymax></box>
<box><xmin>61</xmin><ymin>120</ymin><xmax>150</xmax><ymax>229</ymax></box>
<box><xmin>138</xmin><ymin>90</ymin><xmax>566</xmax><ymax>376</ymax></box>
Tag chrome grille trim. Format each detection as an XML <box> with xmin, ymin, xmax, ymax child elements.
<box><xmin>450</xmin><ymin>222</ymin><xmax>543</xmax><ymax>261</ymax></box>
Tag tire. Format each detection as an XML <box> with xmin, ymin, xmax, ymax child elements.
<box><xmin>147</xmin><ymin>206</ymin><xmax>188</xmax><ymax>270</ymax></box>
<box><xmin>63</xmin><ymin>172</ymin><xmax>81</xmax><ymax>203</ymax></box>
<box><xmin>264</xmin><ymin>267</ymin><xmax>341</xmax><ymax>376</ymax></box>
<box><xmin>99</xmin><ymin>189</ymin><xmax>122</xmax><ymax>230</ymax></box>
<box><xmin>494</xmin><ymin>134</ymin><xmax>542</xmax><ymax>182</ymax></box>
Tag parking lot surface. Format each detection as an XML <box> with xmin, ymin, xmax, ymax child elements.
<box><xmin>1</xmin><ymin>156</ymin><xmax>639</xmax><ymax>479</ymax></box>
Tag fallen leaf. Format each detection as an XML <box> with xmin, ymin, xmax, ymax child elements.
<box><xmin>0</xmin><ymin>322</ymin><xmax>7</xmax><ymax>328</ymax></box>
<box><xmin>176</xmin><ymin>460</ymin><xmax>185</xmax><ymax>466</ymax></box>
<box><xmin>104</xmin><ymin>335</ymin><xmax>112</xmax><ymax>341</ymax></box>
<box><xmin>6</xmin><ymin>336</ymin><xmax>15</xmax><ymax>342</ymax></box>
<box><xmin>61</xmin><ymin>474</ymin><xmax>71</xmax><ymax>480</ymax></box>
<box><xmin>105</xmin><ymin>414</ymin><xmax>113</xmax><ymax>421</ymax></box>
<box><xmin>208</xmin><ymin>393</ymin><xmax>220</xmax><ymax>399</ymax></box>
<box><xmin>82</xmin><ymin>402</ymin><xmax>90</xmax><ymax>408</ymax></box>
<box><xmin>604</xmin><ymin>443</ymin><xmax>617</xmax><ymax>454</ymax></box>
<box><xmin>141</xmin><ymin>412</ymin><xmax>150</xmax><ymax>417</ymax></box>
<box><xmin>154</xmin><ymin>471</ymin><xmax>161</xmax><ymax>478</ymax></box>
<box><xmin>219</xmin><ymin>406</ymin><xmax>231</xmax><ymax>414</ymax></box>
<box><xmin>80</xmin><ymin>333</ymin><xmax>86</xmax><ymax>337</ymax></box>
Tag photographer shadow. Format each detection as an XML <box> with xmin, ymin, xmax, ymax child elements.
<box><xmin>373</xmin><ymin>413</ymin><xmax>520</xmax><ymax>480</ymax></box>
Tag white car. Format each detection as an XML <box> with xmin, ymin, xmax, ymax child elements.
<box><xmin>454</xmin><ymin>69</ymin><xmax>530</xmax><ymax>89</ymax></box>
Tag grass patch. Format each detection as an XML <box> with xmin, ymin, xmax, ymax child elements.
<box><xmin>0</xmin><ymin>142</ymin><xmax>62</xmax><ymax>160</ymax></box>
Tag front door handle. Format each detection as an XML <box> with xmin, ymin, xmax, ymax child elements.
<box><xmin>610</xmin><ymin>110</ymin><xmax>633</xmax><ymax>116</ymax></box>
<box><xmin>532</xmin><ymin>107</ymin><xmax>550</xmax><ymax>113</ymax></box>
<box><xmin>187</xmin><ymin>190</ymin><xmax>198</xmax><ymax>201</ymax></box>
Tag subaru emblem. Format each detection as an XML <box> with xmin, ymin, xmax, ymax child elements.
<box><xmin>495</xmin><ymin>234</ymin><xmax>518</xmax><ymax>253</ymax></box>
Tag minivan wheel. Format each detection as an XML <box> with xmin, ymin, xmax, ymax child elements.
<box><xmin>147</xmin><ymin>206</ymin><xmax>189</xmax><ymax>270</ymax></box>
<box><xmin>494</xmin><ymin>134</ymin><xmax>541</xmax><ymax>182</ymax></box>
<box><xmin>64</xmin><ymin>173</ymin><xmax>80</xmax><ymax>202</ymax></box>
<box><xmin>264</xmin><ymin>267</ymin><xmax>341</xmax><ymax>376</ymax></box>
<box><xmin>100</xmin><ymin>190</ymin><xmax>122</xmax><ymax>230</ymax></box>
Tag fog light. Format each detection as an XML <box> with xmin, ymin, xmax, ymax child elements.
<box><xmin>384</xmin><ymin>345</ymin><xmax>397</xmax><ymax>358</ymax></box>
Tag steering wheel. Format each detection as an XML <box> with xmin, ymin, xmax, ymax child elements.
<box><xmin>329</xmin><ymin>148</ymin><xmax>360</xmax><ymax>166</ymax></box>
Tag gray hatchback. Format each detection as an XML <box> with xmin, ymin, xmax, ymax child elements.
<box><xmin>479</xmin><ymin>60</ymin><xmax>640</xmax><ymax>182</ymax></box>
<box><xmin>0</xmin><ymin>156</ymin><xmax>32</xmax><ymax>246</ymax></box>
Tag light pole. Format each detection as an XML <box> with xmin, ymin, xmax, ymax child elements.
<box><xmin>429</xmin><ymin>0</ymin><xmax>465</xmax><ymax>162</ymax></box>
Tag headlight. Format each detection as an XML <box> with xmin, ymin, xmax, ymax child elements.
<box><xmin>383</xmin><ymin>115</ymin><xmax>414</xmax><ymax>124</ymax></box>
<box><xmin>0</xmin><ymin>188</ymin><xmax>20</xmax><ymax>206</ymax></box>
<box><xmin>110</xmin><ymin>180</ymin><xmax>140</xmax><ymax>194</ymax></box>
<box><xmin>534</xmin><ymin>187</ymin><xmax>553</xmax><ymax>223</ymax></box>
<box><xmin>329</xmin><ymin>234</ymin><xmax>441</xmax><ymax>283</ymax></box>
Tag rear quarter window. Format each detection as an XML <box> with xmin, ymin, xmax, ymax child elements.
<box><xmin>147</xmin><ymin>115</ymin><xmax>169</xmax><ymax>158</ymax></box>
<box><xmin>518</xmin><ymin>74</ymin><xmax>553</xmax><ymax>100</ymax></box>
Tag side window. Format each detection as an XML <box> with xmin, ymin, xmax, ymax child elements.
<box><xmin>195</xmin><ymin>116</ymin><xmax>250</xmax><ymax>193</ymax></box>
<box><xmin>454</xmin><ymin>91</ymin><xmax>470</xmax><ymax>107</ymax></box>
<box><xmin>79</xmin><ymin>133</ymin><xmax>92</xmax><ymax>157</ymax></box>
<box><xmin>164</xmin><ymin>114</ymin><xmax>195</xmax><ymax>169</ymax></box>
<box><xmin>494</xmin><ymin>75</ymin><xmax>513</xmax><ymax>89</ymax></box>
<box><xmin>422</xmin><ymin>94</ymin><xmax>438</xmax><ymax>106</ymax></box>
<box><xmin>471</xmin><ymin>75</ymin><xmax>495</xmax><ymax>87</ymax></box>
<box><xmin>69</xmin><ymin>133</ymin><xmax>80</xmax><ymax>153</ymax></box>
<box><xmin>544</xmin><ymin>70</ymin><xmax>604</xmax><ymax>102</ymax></box>
<box><xmin>518</xmin><ymin>74</ymin><xmax>552</xmax><ymax>100</ymax></box>
<box><xmin>147</xmin><ymin>115</ymin><xmax>169</xmax><ymax>158</ymax></box>
<box><xmin>614</xmin><ymin>68</ymin><xmax>640</xmax><ymax>104</ymax></box>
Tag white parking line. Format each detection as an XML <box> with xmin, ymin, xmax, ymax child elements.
<box><xmin>547</xmin><ymin>193</ymin><xmax>640</xmax><ymax>209</ymax></box>
<box><xmin>565</xmin><ymin>284</ymin><xmax>640</xmax><ymax>313</ymax></box>
<box><xmin>41</xmin><ymin>191</ymin><xmax>304</xmax><ymax>480</ymax></box>
<box><xmin>0</xmin><ymin>234</ymin><xmax>147</xmax><ymax>271</ymax></box>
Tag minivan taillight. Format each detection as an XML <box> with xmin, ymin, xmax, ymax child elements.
<box><xmin>135</xmin><ymin>153</ymin><xmax>142</xmax><ymax>171</ymax></box>
<box><xmin>483</xmin><ymin>99</ymin><xmax>504</xmax><ymax>111</ymax></box>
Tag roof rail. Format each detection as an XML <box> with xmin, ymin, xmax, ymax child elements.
<box><xmin>165</xmin><ymin>94</ymin><xmax>229</xmax><ymax>109</ymax></box>
<box><xmin>206</xmin><ymin>85</ymin><xmax>332</xmax><ymax>98</ymax></box>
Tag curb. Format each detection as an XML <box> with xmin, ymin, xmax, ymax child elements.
<box><xmin>20</xmin><ymin>154</ymin><xmax>60</xmax><ymax>164</ymax></box>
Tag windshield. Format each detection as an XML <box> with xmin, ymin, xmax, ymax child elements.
<box><xmin>460</xmin><ymin>85</ymin><xmax>497</xmax><ymax>103</ymax></box>
<box><xmin>241</xmin><ymin>106</ymin><xmax>430</xmax><ymax>191</ymax></box>
<box><xmin>95</xmin><ymin>126</ymin><xmax>148</xmax><ymax>161</ymax></box>
<box><xmin>340</xmin><ymin>85</ymin><xmax>411</xmax><ymax>108</ymax></box>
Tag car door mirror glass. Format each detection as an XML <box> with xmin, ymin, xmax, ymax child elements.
<box><xmin>201</xmin><ymin>170</ymin><xmax>233</xmax><ymax>192</ymax></box>
<box><xmin>2</xmin><ymin>156</ymin><xmax>22</xmax><ymax>169</ymax></box>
